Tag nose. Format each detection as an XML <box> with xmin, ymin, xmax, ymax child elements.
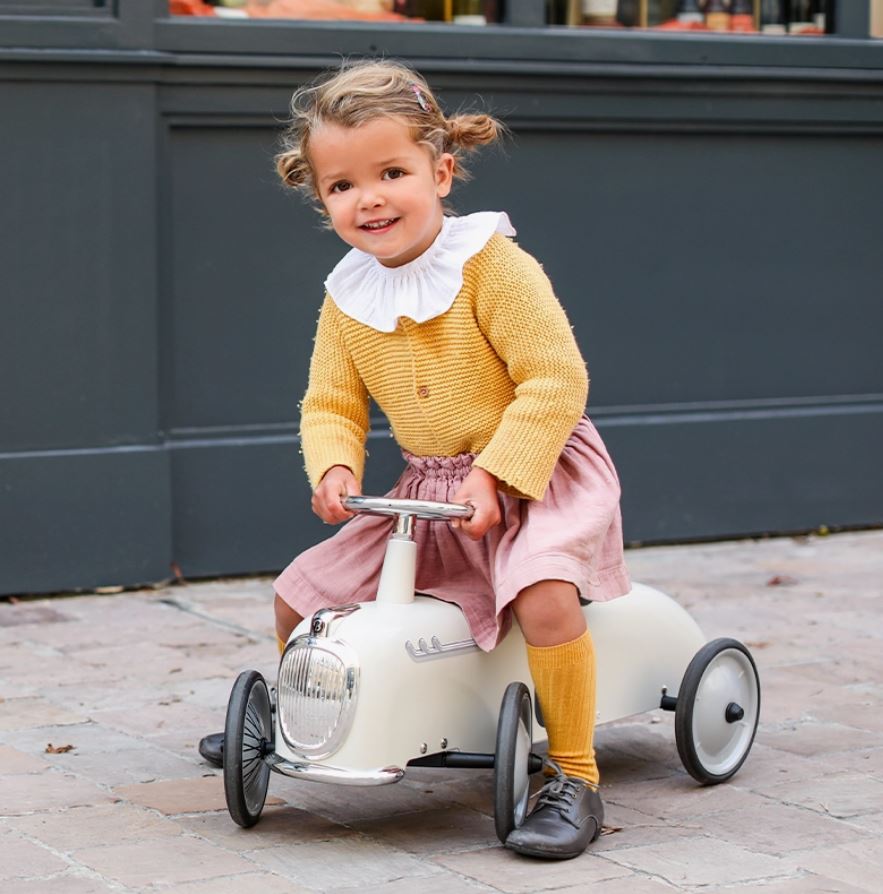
<box><xmin>358</xmin><ymin>187</ymin><xmax>385</xmax><ymax>210</ymax></box>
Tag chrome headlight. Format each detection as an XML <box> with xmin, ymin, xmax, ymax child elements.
<box><xmin>277</xmin><ymin>634</ymin><xmax>359</xmax><ymax>759</ymax></box>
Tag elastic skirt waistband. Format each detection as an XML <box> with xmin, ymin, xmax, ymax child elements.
<box><xmin>402</xmin><ymin>450</ymin><xmax>475</xmax><ymax>480</ymax></box>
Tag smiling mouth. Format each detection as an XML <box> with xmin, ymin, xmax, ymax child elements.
<box><xmin>360</xmin><ymin>218</ymin><xmax>399</xmax><ymax>232</ymax></box>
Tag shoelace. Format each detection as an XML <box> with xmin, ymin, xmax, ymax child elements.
<box><xmin>536</xmin><ymin>775</ymin><xmax>584</xmax><ymax>812</ymax></box>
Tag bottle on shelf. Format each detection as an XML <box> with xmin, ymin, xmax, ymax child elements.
<box><xmin>704</xmin><ymin>0</ymin><xmax>731</xmax><ymax>32</ymax></box>
<box><xmin>452</xmin><ymin>0</ymin><xmax>486</xmax><ymax>23</ymax></box>
<box><xmin>675</xmin><ymin>0</ymin><xmax>704</xmax><ymax>24</ymax></box>
<box><xmin>582</xmin><ymin>0</ymin><xmax>618</xmax><ymax>25</ymax></box>
<box><xmin>655</xmin><ymin>0</ymin><xmax>706</xmax><ymax>30</ymax></box>
<box><xmin>812</xmin><ymin>0</ymin><xmax>828</xmax><ymax>32</ymax></box>
<box><xmin>759</xmin><ymin>0</ymin><xmax>786</xmax><ymax>34</ymax></box>
<box><xmin>788</xmin><ymin>0</ymin><xmax>817</xmax><ymax>34</ymax></box>
<box><xmin>729</xmin><ymin>0</ymin><xmax>755</xmax><ymax>31</ymax></box>
<box><xmin>647</xmin><ymin>0</ymin><xmax>680</xmax><ymax>25</ymax></box>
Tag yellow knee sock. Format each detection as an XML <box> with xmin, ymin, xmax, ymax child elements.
<box><xmin>526</xmin><ymin>629</ymin><xmax>599</xmax><ymax>787</ymax></box>
<box><xmin>277</xmin><ymin>635</ymin><xmax>286</xmax><ymax>654</ymax></box>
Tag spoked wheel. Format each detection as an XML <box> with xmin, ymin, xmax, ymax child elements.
<box><xmin>224</xmin><ymin>670</ymin><xmax>273</xmax><ymax>827</ymax></box>
<box><xmin>675</xmin><ymin>638</ymin><xmax>760</xmax><ymax>785</ymax></box>
<box><xmin>494</xmin><ymin>681</ymin><xmax>534</xmax><ymax>844</ymax></box>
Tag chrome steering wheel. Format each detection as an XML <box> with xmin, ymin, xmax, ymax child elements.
<box><xmin>343</xmin><ymin>495</ymin><xmax>474</xmax><ymax>521</ymax></box>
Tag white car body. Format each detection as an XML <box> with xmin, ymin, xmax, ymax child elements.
<box><xmin>270</xmin><ymin>580</ymin><xmax>705</xmax><ymax>784</ymax></box>
<box><xmin>225</xmin><ymin>498</ymin><xmax>758</xmax><ymax>833</ymax></box>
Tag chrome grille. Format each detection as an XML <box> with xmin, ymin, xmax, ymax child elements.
<box><xmin>278</xmin><ymin>635</ymin><xmax>359</xmax><ymax>758</ymax></box>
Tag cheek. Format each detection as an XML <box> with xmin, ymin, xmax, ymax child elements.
<box><xmin>323</xmin><ymin>196</ymin><xmax>351</xmax><ymax>223</ymax></box>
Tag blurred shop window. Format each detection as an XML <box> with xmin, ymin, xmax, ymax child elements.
<box><xmin>168</xmin><ymin>0</ymin><xmax>840</xmax><ymax>32</ymax></box>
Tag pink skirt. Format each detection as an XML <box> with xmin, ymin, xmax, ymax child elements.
<box><xmin>274</xmin><ymin>416</ymin><xmax>631</xmax><ymax>652</ymax></box>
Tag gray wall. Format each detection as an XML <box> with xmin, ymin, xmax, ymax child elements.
<box><xmin>1</xmin><ymin>2</ymin><xmax>882</xmax><ymax>594</ymax></box>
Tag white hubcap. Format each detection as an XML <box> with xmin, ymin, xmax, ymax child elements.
<box><xmin>692</xmin><ymin>649</ymin><xmax>759</xmax><ymax>776</ymax></box>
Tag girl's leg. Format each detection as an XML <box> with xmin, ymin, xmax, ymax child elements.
<box><xmin>507</xmin><ymin>579</ymin><xmax>603</xmax><ymax>858</ymax></box>
<box><xmin>274</xmin><ymin>594</ymin><xmax>304</xmax><ymax>651</ymax></box>
<box><xmin>511</xmin><ymin>579</ymin><xmax>598</xmax><ymax>787</ymax></box>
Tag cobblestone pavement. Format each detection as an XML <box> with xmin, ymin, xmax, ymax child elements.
<box><xmin>2</xmin><ymin>530</ymin><xmax>882</xmax><ymax>893</ymax></box>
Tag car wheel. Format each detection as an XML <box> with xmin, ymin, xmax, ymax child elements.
<box><xmin>224</xmin><ymin>669</ymin><xmax>273</xmax><ymax>827</ymax></box>
<box><xmin>675</xmin><ymin>638</ymin><xmax>760</xmax><ymax>784</ymax></box>
<box><xmin>494</xmin><ymin>681</ymin><xmax>533</xmax><ymax>843</ymax></box>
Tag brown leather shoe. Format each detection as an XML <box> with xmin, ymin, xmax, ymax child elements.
<box><xmin>505</xmin><ymin>774</ymin><xmax>603</xmax><ymax>860</ymax></box>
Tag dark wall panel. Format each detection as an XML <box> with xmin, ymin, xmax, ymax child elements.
<box><xmin>605</xmin><ymin>407</ymin><xmax>883</xmax><ymax>543</ymax></box>
<box><xmin>0</xmin><ymin>448</ymin><xmax>171</xmax><ymax>593</ymax></box>
<box><xmin>0</xmin><ymin>81</ymin><xmax>158</xmax><ymax>451</ymax></box>
<box><xmin>163</xmin><ymin>124</ymin><xmax>332</xmax><ymax>433</ymax></box>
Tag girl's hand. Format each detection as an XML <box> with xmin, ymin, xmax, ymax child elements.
<box><xmin>312</xmin><ymin>465</ymin><xmax>361</xmax><ymax>525</ymax></box>
<box><xmin>451</xmin><ymin>467</ymin><xmax>501</xmax><ymax>541</ymax></box>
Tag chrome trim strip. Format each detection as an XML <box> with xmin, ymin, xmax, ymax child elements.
<box><xmin>310</xmin><ymin>604</ymin><xmax>361</xmax><ymax>638</ymax></box>
<box><xmin>405</xmin><ymin>635</ymin><xmax>480</xmax><ymax>661</ymax></box>
<box><xmin>266</xmin><ymin>754</ymin><xmax>404</xmax><ymax>786</ymax></box>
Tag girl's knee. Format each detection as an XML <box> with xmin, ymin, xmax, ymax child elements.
<box><xmin>274</xmin><ymin>594</ymin><xmax>303</xmax><ymax>641</ymax></box>
<box><xmin>513</xmin><ymin>579</ymin><xmax>585</xmax><ymax>647</ymax></box>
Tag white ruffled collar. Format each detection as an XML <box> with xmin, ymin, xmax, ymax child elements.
<box><xmin>325</xmin><ymin>211</ymin><xmax>516</xmax><ymax>333</ymax></box>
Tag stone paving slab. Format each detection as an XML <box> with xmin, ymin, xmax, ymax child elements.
<box><xmin>0</xmin><ymin>744</ymin><xmax>49</xmax><ymax>774</ymax></box>
<box><xmin>1</xmin><ymin>530</ymin><xmax>881</xmax><ymax>892</ymax></box>
<box><xmin>72</xmin><ymin>837</ymin><xmax>259</xmax><ymax>888</ymax></box>
<box><xmin>0</xmin><ymin>825</ymin><xmax>70</xmax><ymax>879</ymax></box>
<box><xmin>600</xmin><ymin>835</ymin><xmax>800</xmax><ymax>887</ymax></box>
<box><xmin>7</xmin><ymin>803</ymin><xmax>184</xmax><ymax>850</ymax></box>
<box><xmin>1</xmin><ymin>875</ymin><xmax>120</xmax><ymax>894</ymax></box>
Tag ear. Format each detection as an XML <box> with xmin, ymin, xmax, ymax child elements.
<box><xmin>435</xmin><ymin>152</ymin><xmax>455</xmax><ymax>198</ymax></box>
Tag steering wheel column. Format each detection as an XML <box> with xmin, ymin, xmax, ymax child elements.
<box><xmin>341</xmin><ymin>496</ymin><xmax>473</xmax><ymax>606</ymax></box>
<box><xmin>377</xmin><ymin>524</ymin><xmax>418</xmax><ymax>605</ymax></box>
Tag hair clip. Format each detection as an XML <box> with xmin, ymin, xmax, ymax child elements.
<box><xmin>411</xmin><ymin>84</ymin><xmax>431</xmax><ymax>112</ymax></box>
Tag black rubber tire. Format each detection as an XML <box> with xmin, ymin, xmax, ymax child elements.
<box><xmin>675</xmin><ymin>638</ymin><xmax>760</xmax><ymax>785</ymax></box>
<box><xmin>494</xmin><ymin>681</ymin><xmax>533</xmax><ymax>844</ymax></box>
<box><xmin>224</xmin><ymin>669</ymin><xmax>273</xmax><ymax>828</ymax></box>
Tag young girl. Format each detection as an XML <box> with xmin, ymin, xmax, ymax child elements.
<box><xmin>202</xmin><ymin>59</ymin><xmax>630</xmax><ymax>860</ymax></box>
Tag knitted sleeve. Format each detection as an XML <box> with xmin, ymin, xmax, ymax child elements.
<box><xmin>299</xmin><ymin>295</ymin><xmax>370</xmax><ymax>489</ymax></box>
<box><xmin>471</xmin><ymin>237</ymin><xmax>589</xmax><ymax>501</ymax></box>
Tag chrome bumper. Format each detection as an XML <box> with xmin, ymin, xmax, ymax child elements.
<box><xmin>265</xmin><ymin>753</ymin><xmax>404</xmax><ymax>786</ymax></box>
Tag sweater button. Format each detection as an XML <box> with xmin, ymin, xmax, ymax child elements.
<box><xmin>417</xmin><ymin>386</ymin><xmax>429</xmax><ymax>398</ymax></box>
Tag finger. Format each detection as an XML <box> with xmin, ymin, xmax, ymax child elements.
<box><xmin>463</xmin><ymin>506</ymin><xmax>498</xmax><ymax>541</ymax></box>
<box><xmin>337</xmin><ymin>479</ymin><xmax>360</xmax><ymax>517</ymax></box>
<box><xmin>316</xmin><ymin>493</ymin><xmax>343</xmax><ymax>525</ymax></box>
<box><xmin>333</xmin><ymin>493</ymin><xmax>355</xmax><ymax>520</ymax></box>
<box><xmin>459</xmin><ymin>516</ymin><xmax>484</xmax><ymax>541</ymax></box>
<box><xmin>465</xmin><ymin>524</ymin><xmax>486</xmax><ymax>542</ymax></box>
<box><xmin>313</xmin><ymin>495</ymin><xmax>333</xmax><ymax>522</ymax></box>
<box><xmin>323</xmin><ymin>500</ymin><xmax>347</xmax><ymax>524</ymax></box>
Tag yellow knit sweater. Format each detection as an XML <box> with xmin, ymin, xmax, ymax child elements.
<box><xmin>300</xmin><ymin>233</ymin><xmax>589</xmax><ymax>501</ymax></box>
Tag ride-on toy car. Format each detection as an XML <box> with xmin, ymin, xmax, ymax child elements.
<box><xmin>223</xmin><ymin>496</ymin><xmax>760</xmax><ymax>840</ymax></box>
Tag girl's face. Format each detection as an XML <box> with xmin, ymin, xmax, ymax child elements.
<box><xmin>310</xmin><ymin>116</ymin><xmax>455</xmax><ymax>268</ymax></box>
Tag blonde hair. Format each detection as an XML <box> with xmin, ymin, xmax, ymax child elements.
<box><xmin>275</xmin><ymin>59</ymin><xmax>504</xmax><ymax>199</ymax></box>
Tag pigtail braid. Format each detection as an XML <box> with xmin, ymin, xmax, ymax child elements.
<box><xmin>445</xmin><ymin>113</ymin><xmax>504</xmax><ymax>153</ymax></box>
